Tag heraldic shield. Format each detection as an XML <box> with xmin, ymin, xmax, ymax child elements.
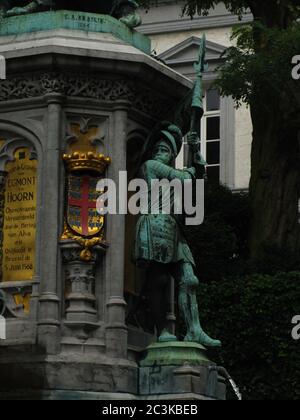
<box><xmin>67</xmin><ymin>174</ymin><xmax>104</xmax><ymax>238</ymax></box>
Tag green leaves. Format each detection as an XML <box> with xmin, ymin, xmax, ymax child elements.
<box><xmin>197</xmin><ymin>272</ymin><xmax>300</xmax><ymax>400</ymax></box>
<box><xmin>182</xmin><ymin>0</ymin><xmax>247</xmax><ymax>19</ymax></box>
<box><xmin>215</xmin><ymin>22</ymin><xmax>300</xmax><ymax>123</ymax></box>
<box><xmin>180</xmin><ymin>0</ymin><xmax>300</xmax><ymax>23</ymax></box>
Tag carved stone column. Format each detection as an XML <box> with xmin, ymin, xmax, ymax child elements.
<box><xmin>37</xmin><ymin>93</ymin><xmax>63</xmax><ymax>354</ymax></box>
<box><xmin>60</xmin><ymin>240</ymin><xmax>108</xmax><ymax>326</ymax></box>
<box><xmin>105</xmin><ymin>101</ymin><xmax>130</xmax><ymax>359</ymax></box>
<box><xmin>0</xmin><ymin>171</ymin><xmax>7</xmax><ymax>282</ymax></box>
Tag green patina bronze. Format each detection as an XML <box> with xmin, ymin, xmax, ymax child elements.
<box><xmin>140</xmin><ymin>341</ymin><xmax>210</xmax><ymax>367</ymax></box>
<box><xmin>132</xmin><ymin>127</ymin><xmax>221</xmax><ymax>348</ymax></box>
<box><xmin>0</xmin><ymin>1</ymin><xmax>142</xmax><ymax>29</ymax></box>
<box><xmin>188</xmin><ymin>35</ymin><xmax>208</xmax><ymax>168</ymax></box>
<box><xmin>133</xmin><ymin>36</ymin><xmax>221</xmax><ymax>349</ymax></box>
<box><xmin>0</xmin><ymin>10</ymin><xmax>150</xmax><ymax>54</ymax></box>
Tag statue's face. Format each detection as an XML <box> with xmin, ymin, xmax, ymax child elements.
<box><xmin>152</xmin><ymin>140</ymin><xmax>173</xmax><ymax>165</ymax></box>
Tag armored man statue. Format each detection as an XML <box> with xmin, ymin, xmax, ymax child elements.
<box><xmin>133</xmin><ymin>122</ymin><xmax>222</xmax><ymax>348</ymax></box>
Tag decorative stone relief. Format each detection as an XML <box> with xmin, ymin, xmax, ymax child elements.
<box><xmin>0</xmin><ymin>73</ymin><xmax>171</xmax><ymax>119</ymax></box>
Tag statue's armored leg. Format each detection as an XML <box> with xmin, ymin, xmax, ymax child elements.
<box><xmin>147</xmin><ymin>263</ymin><xmax>176</xmax><ymax>341</ymax></box>
<box><xmin>146</xmin><ymin>263</ymin><xmax>168</xmax><ymax>336</ymax></box>
<box><xmin>174</xmin><ymin>262</ymin><xmax>221</xmax><ymax>348</ymax></box>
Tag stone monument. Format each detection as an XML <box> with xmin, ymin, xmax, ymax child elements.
<box><xmin>0</xmin><ymin>3</ymin><xmax>226</xmax><ymax>400</ymax></box>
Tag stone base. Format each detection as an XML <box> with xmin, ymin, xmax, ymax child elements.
<box><xmin>0</xmin><ymin>354</ymin><xmax>139</xmax><ymax>397</ymax></box>
<box><xmin>0</xmin><ymin>391</ymin><xmax>215</xmax><ymax>400</ymax></box>
<box><xmin>0</xmin><ymin>342</ymin><xmax>226</xmax><ymax>400</ymax></box>
<box><xmin>0</xmin><ymin>390</ymin><xmax>138</xmax><ymax>401</ymax></box>
<box><xmin>139</xmin><ymin>342</ymin><xmax>226</xmax><ymax>400</ymax></box>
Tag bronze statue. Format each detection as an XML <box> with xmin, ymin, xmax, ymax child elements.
<box><xmin>132</xmin><ymin>122</ymin><xmax>221</xmax><ymax>348</ymax></box>
<box><xmin>0</xmin><ymin>1</ymin><xmax>141</xmax><ymax>28</ymax></box>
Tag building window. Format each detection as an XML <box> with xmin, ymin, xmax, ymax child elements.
<box><xmin>178</xmin><ymin>88</ymin><xmax>221</xmax><ymax>183</ymax></box>
<box><xmin>202</xmin><ymin>88</ymin><xmax>221</xmax><ymax>183</ymax></box>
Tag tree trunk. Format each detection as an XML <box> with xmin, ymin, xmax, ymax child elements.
<box><xmin>249</xmin><ymin>2</ymin><xmax>294</xmax><ymax>29</ymax></box>
<box><xmin>249</xmin><ymin>103</ymin><xmax>300</xmax><ymax>258</ymax></box>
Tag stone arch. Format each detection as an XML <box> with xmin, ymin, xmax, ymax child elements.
<box><xmin>0</xmin><ymin>122</ymin><xmax>42</xmax><ymax>166</ymax></box>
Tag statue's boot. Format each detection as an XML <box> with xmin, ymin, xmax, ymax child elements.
<box><xmin>158</xmin><ymin>329</ymin><xmax>177</xmax><ymax>343</ymax></box>
<box><xmin>184</xmin><ymin>293</ymin><xmax>222</xmax><ymax>348</ymax></box>
<box><xmin>184</xmin><ymin>330</ymin><xmax>222</xmax><ymax>348</ymax></box>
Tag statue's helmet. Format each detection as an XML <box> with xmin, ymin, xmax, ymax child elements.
<box><xmin>159</xmin><ymin>123</ymin><xmax>183</xmax><ymax>158</ymax></box>
<box><xmin>140</xmin><ymin>121</ymin><xmax>183</xmax><ymax>166</ymax></box>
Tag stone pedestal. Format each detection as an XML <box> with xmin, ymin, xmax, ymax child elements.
<box><xmin>60</xmin><ymin>240</ymin><xmax>108</xmax><ymax>326</ymax></box>
<box><xmin>139</xmin><ymin>342</ymin><xmax>226</xmax><ymax>400</ymax></box>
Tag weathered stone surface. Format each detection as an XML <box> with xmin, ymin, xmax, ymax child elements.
<box><xmin>0</xmin><ymin>356</ymin><xmax>138</xmax><ymax>396</ymax></box>
<box><xmin>139</xmin><ymin>342</ymin><xmax>226</xmax><ymax>400</ymax></box>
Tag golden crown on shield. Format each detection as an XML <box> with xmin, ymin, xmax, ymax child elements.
<box><xmin>63</xmin><ymin>151</ymin><xmax>111</xmax><ymax>174</ymax></box>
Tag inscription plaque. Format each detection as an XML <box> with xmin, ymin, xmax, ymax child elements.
<box><xmin>1</xmin><ymin>147</ymin><xmax>37</xmax><ymax>282</ymax></box>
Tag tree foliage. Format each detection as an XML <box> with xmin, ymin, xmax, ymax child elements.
<box><xmin>181</xmin><ymin>0</ymin><xmax>300</xmax><ymax>26</ymax></box>
<box><xmin>216</xmin><ymin>22</ymin><xmax>300</xmax><ymax>129</ymax></box>
<box><xmin>139</xmin><ymin>0</ymin><xmax>300</xmax><ymax>26</ymax></box>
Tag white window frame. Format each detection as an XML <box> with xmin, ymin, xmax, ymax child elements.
<box><xmin>176</xmin><ymin>88</ymin><xmax>235</xmax><ymax>187</ymax></box>
<box><xmin>200</xmin><ymin>90</ymin><xmax>221</xmax><ymax>179</ymax></box>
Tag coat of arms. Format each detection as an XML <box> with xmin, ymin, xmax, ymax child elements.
<box><xmin>61</xmin><ymin>150</ymin><xmax>111</xmax><ymax>261</ymax></box>
<box><xmin>67</xmin><ymin>175</ymin><xmax>103</xmax><ymax>237</ymax></box>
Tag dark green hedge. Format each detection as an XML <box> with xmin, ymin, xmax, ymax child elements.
<box><xmin>196</xmin><ymin>272</ymin><xmax>300</xmax><ymax>400</ymax></box>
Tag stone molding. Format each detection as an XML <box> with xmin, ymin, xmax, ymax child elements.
<box><xmin>139</xmin><ymin>12</ymin><xmax>253</xmax><ymax>35</ymax></box>
<box><xmin>0</xmin><ymin>73</ymin><xmax>171</xmax><ymax>119</ymax></box>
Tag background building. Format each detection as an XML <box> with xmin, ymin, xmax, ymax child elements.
<box><xmin>138</xmin><ymin>0</ymin><xmax>253</xmax><ymax>191</ymax></box>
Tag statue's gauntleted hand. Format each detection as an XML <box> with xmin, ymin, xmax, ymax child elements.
<box><xmin>187</xmin><ymin>132</ymin><xmax>200</xmax><ymax>153</ymax></box>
